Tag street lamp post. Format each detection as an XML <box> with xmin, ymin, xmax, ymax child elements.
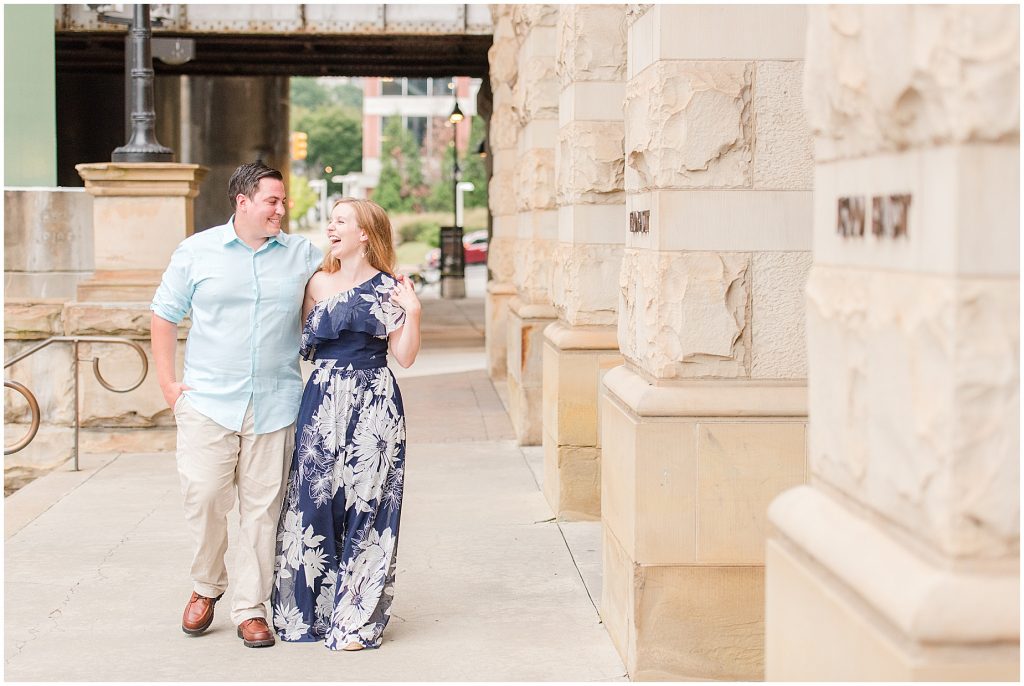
<box><xmin>440</xmin><ymin>100</ymin><xmax>467</xmax><ymax>299</ymax></box>
<box><xmin>111</xmin><ymin>4</ymin><xmax>173</xmax><ymax>162</ymax></box>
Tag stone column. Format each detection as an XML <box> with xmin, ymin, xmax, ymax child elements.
<box><xmin>600</xmin><ymin>5</ymin><xmax>813</xmax><ymax>679</ymax></box>
<box><xmin>542</xmin><ymin>5</ymin><xmax>626</xmax><ymax>520</ymax></box>
<box><xmin>485</xmin><ymin>4</ymin><xmax>519</xmax><ymax>381</ymax></box>
<box><xmin>505</xmin><ymin>4</ymin><xmax>559</xmax><ymax>446</ymax></box>
<box><xmin>766</xmin><ymin>6</ymin><xmax>1020</xmax><ymax>680</ymax></box>
<box><xmin>75</xmin><ymin>163</ymin><xmax>207</xmax><ymax>302</ymax></box>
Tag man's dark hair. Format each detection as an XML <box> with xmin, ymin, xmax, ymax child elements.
<box><xmin>227</xmin><ymin>161</ymin><xmax>284</xmax><ymax>210</ymax></box>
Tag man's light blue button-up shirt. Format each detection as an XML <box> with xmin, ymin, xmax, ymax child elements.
<box><xmin>151</xmin><ymin>220</ymin><xmax>322</xmax><ymax>434</ymax></box>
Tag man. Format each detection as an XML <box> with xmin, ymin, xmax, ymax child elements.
<box><xmin>151</xmin><ymin>162</ymin><xmax>322</xmax><ymax>648</ymax></box>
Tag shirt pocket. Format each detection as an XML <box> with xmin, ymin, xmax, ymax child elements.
<box><xmin>261</xmin><ymin>275</ymin><xmax>306</xmax><ymax>314</ymax></box>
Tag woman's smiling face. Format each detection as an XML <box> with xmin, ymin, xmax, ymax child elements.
<box><xmin>326</xmin><ymin>202</ymin><xmax>366</xmax><ymax>259</ymax></box>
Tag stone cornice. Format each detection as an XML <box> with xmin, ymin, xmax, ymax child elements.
<box><xmin>602</xmin><ymin>364</ymin><xmax>807</xmax><ymax>417</ymax></box>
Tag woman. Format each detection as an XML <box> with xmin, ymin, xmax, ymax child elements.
<box><xmin>272</xmin><ymin>198</ymin><xmax>421</xmax><ymax>651</ymax></box>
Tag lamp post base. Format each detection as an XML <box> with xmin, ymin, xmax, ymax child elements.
<box><xmin>441</xmin><ymin>275</ymin><xmax>466</xmax><ymax>299</ymax></box>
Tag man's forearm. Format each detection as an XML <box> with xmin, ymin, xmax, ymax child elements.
<box><xmin>150</xmin><ymin>313</ymin><xmax>180</xmax><ymax>388</ymax></box>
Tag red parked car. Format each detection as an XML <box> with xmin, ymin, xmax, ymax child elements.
<box><xmin>425</xmin><ymin>230</ymin><xmax>489</xmax><ymax>269</ymax></box>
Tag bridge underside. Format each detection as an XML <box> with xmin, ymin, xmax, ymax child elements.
<box><xmin>56</xmin><ymin>32</ymin><xmax>492</xmax><ymax>78</ymax></box>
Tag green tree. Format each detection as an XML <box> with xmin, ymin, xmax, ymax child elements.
<box><xmin>375</xmin><ymin>118</ymin><xmax>431</xmax><ymax>212</ymax></box>
<box><xmin>288</xmin><ymin>174</ymin><xmax>317</xmax><ymax>228</ymax></box>
<box><xmin>290</xmin><ymin>77</ymin><xmax>332</xmax><ymax>110</ymax></box>
<box><xmin>374</xmin><ymin>160</ymin><xmax>405</xmax><ymax>213</ymax></box>
<box><xmin>330</xmin><ymin>81</ymin><xmax>364</xmax><ymax>110</ymax></box>
<box><xmin>296</xmin><ymin>106</ymin><xmax>362</xmax><ymax>179</ymax></box>
<box><xmin>461</xmin><ymin>116</ymin><xmax>489</xmax><ymax>208</ymax></box>
<box><xmin>424</xmin><ymin>116</ymin><xmax>488</xmax><ymax>214</ymax></box>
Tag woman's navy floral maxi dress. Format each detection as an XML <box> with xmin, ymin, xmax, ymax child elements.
<box><xmin>272</xmin><ymin>272</ymin><xmax>407</xmax><ymax>650</ymax></box>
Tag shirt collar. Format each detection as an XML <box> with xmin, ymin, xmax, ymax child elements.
<box><xmin>220</xmin><ymin>216</ymin><xmax>289</xmax><ymax>248</ymax></box>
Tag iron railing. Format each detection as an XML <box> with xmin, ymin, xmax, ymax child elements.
<box><xmin>4</xmin><ymin>336</ymin><xmax>149</xmax><ymax>470</ymax></box>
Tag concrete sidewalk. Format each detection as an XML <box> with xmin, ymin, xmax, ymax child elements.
<box><xmin>4</xmin><ymin>297</ymin><xmax>626</xmax><ymax>682</ymax></box>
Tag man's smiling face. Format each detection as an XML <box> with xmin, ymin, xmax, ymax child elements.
<box><xmin>238</xmin><ymin>177</ymin><xmax>286</xmax><ymax>237</ymax></box>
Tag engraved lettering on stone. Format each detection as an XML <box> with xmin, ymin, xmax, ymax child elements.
<box><xmin>836</xmin><ymin>196</ymin><xmax>865</xmax><ymax>237</ymax></box>
<box><xmin>871</xmin><ymin>194</ymin><xmax>911</xmax><ymax>239</ymax></box>
<box><xmin>629</xmin><ymin>210</ymin><xmax>650</xmax><ymax>234</ymax></box>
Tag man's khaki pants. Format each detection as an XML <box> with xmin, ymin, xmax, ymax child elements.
<box><xmin>173</xmin><ymin>396</ymin><xmax>293</xmax><ymax>625</ymax></box>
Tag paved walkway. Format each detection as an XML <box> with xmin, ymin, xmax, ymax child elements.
<box><xmin>4</xmin><ymin>297</ymin><xmax>625</xmax><ymax>681</ymax></box>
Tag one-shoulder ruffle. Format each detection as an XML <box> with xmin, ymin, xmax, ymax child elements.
<box><xmin>300</xmin><ymin>272</ymin><xmax>406</xmax><ymax>358</ymax></box>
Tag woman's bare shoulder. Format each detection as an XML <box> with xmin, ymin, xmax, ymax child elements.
<box><xmin>305</xmin><ymin>270</ymin><xmax>333</xmax><ymax>300</ymax></box>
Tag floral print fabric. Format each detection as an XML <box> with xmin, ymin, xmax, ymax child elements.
<box><xmin>272</xmin><ymin>272</ymin><xmax>406</xmax><ymax>650</ymax></box>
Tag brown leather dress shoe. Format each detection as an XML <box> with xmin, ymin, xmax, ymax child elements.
<box><xmin>181</xmin><ymin>591</ymin><xmax>222</xmax><ymax>635</ymax></box>
<box><xmin>237</xmin><ymin>617</ymin><xmax>276</xmax><ymax>648</ymax></box>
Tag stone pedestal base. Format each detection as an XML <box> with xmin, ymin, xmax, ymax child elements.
<box><xmin>75</xmin><ymin>162</ymin><xmax>207</xmax><ymax>303</ymax></box>
<box><xmin>76</xmin><ymin>269</ymin><xmax>165</xmax><ymax>302</ymax></box>
<box><xmin>541</xmin><ymin>321</ymin><xmax>621</xmax><ymax>520</ymax></box>
<box><xmin>766</xmin><ymin>486</ymin><xmax>1020</xmax><ymax>681</ymax></box>
<box><xmin>485</xmin><ymin>281</ymin><xmax>516</xmax><ymax>380</ymax></box>
<box><xmin>506</xmin><ymin>297</ymin><xmax>556</xmax><ymax>446</ymax></box>
<box><xmin>600</xmin><ymin>364</ymin><xmax>808</xmax><ymax>680</ymax></box>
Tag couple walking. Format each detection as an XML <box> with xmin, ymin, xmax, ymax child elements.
<box><xmin>150</xmin><ymin>162</ymin><xmax>421</xmax><ymax>651</ymax></box>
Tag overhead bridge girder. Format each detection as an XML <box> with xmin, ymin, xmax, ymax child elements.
<box><xmin>55</xmin><ymin>4</ymin><xmax>493</xmax><ymax>78</ymax></box>
<box><xmin>56</xmin><ymin>4</ymin><xmax>493</xmax><ymax>35</ymax></box>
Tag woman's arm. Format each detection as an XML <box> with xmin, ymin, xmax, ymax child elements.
<box><xmin>388</xmin><ymin>275</ymin><xmax>422</xmax><ymax>368</ymax></box>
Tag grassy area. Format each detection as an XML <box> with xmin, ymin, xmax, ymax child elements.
<box><xmin>389</xmin><ymin>207</ymin><xmax>488</xmax><ymax>233</ymax></box>
<box><xmin>396</xmin><ymin>241</ymin><xmax>432</xmax><ymax>267</ymax></box>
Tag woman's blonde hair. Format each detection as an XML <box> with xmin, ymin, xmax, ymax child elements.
<box><xmin>320</xmin><ymin>198</ymin><xmax>397</xmax><ymax>275</ymax></box>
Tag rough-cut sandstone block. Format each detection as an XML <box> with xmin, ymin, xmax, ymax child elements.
<box><xmin>557</xmin><ymin>4</ymin><xmax>627</xmax><ymax>86</ymax></box>
<box><xmin>76</xmin><ymin>341</ymin><xmax>172</xmax><ymax>428</ymax></box>
<box><xmin>625</xmin><ymin>4</ymin><xmax>653</xmax><ymax>27</ymax></box>
<box><xmin>753</xmin><ymin>61</ymin><xmax>813</xmax><ymax>190</ymax></box>
<box><xmin>4</xmin><ymin>340</ymin><xmax>75</xmax><ymax>425</ymax></box>
<box><xmin>513</xmin><ymin>238</ymin><xmax>555</xmax><ymax>304</ymax></box>
<box><xmin>62</xmin><ymin>302</ymin><xmax>162</xmax><ymax>338</ymax></box>
<box><xmin>512</xmin><ymin>3</ymin><xmax>558</xmax><ymax>36</ymax></box>
<box><xmin>489</xmin><ymin>86</ymin><xmax>519</xmax><ymax>151</ymax></box>
<box><xmin>618</xmin><ymin>249</ymin><xmax>750</xmax><ymax>379</ymax></box>
<box><xmin>625</xmin><ymin>61</ymin><xmax>753</xmax><ymax>192</ymax></box>
<box><xmin>4</xmin><ymin>301</ymin><xmax>64</xmax><ymax>339</ymax></box>
<box><xmin>557</xmin><ymin>122</ymin><xmax>625</xmax><ymax>206</ymax></box>
<box><xmin>487</xmin><ymin>235</ymin><xmax>516</xmax><ymax>285</ymax></box>
<box><xmin>488</xmin><ymin>169</ymin><xmax>517</xmax><ymax>217</ymax></box>
<box><xmin>750</xmin><ymin>251</ymin><xmax>812</xmax><ymax>379</ymax></box>
<box><xmin>806</xmin><ymin>265</ymin><xmax>1019</xmax><ymax>559</ymax></box>
<box><xmin>550</xmin><ymin>243</ymin><xmax>623</xmax><ymax>328</ymax></box>
<box><xmin>2</xmin><ymin>424</ymin><xmax>74</xmax><ymax>469</ymax></box>
<box><xmin>514</xmin><ymin>57</ymin><xmax>560</xmax><ymax>124</ymax></box>
<box><xmin>514</xmin><ymin>148</ymin><xmax>556</xmax><ymax>212</ymax></box>
<box><xmin>487</xmin><ymin>28</ymin><xmax>519</xmax><ymax>91</ymax></box>
<box><xmin>804</xmin><ymin>5</ymin><xmax>1020</xmax><ymax>163</ymax></box>
<box><xmin>489</xmin><ymin>4</ymin><xmax>513</xmax><ymax>28</ymax></box>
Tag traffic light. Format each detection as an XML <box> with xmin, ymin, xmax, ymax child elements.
<box><xmin>290</xmin><ymin>131</ymin><xmax>308</xmax><ymax>161</ymax></box>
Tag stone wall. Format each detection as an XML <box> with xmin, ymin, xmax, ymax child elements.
<box><xmin>5</xmin><ymin>302</ymin><xmax>182</xmax><ymax>469</ymax></box>
<box><xmin>600</xmin><ymin>4</ymin><xmax>813</xmax><ymax>680</ymax></box>
<box><xmin>542</xmin><ymin>4</ymin><xmax>626</xmax><ymax>520</ymax></box>
<box><xmin>504</xmin><ymin>4</ymin><xmax>560</xmax><ymax>445</ymax></box>
<box><xmin>4</xmin><ymin>189</ymin><xmax>93</xmax><ymax>299</ymax></box>
<box><xmin>766</xmin><ymin>5</ymin><xmax>1019</xmax><ymax>680</ymax></box>
<box><xmin>485</xmin><ymin>4</ymin><xmax>519</xmax><ymax>381</ymax></box>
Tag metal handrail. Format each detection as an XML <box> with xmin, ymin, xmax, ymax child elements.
<box><xmin>4</xmin><ymin>336</ymin><xmax>149</xmax><ymax>470</ymax></box>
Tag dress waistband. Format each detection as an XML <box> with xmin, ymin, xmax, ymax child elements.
<box><xmin>305</xmin><ymin>348</ymin><xmax>387</xmax><ymax>370</ymax></box>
